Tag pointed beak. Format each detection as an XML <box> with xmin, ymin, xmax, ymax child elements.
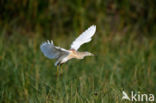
<box><xmin>89</xmin><ymin>53</ymin><xmax>94</xmax><ymax>56</ymax></box>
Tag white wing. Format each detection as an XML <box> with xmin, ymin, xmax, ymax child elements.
<box><xmin>70</xmin><ymin>25</ymin><xmax>96</xmax><ymax>50</ymax></box>
<box><xmin>40</xmin><ymin>40</ymin><xmax>69</xmax><ymax>59</ymax></box>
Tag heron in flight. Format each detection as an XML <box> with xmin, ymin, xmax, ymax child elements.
<box><xmin>40</xmin><ymin>25</ymin><xmax>96</xmax><ymax>76</ymax></box>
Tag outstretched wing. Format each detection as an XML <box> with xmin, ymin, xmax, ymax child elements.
<box><xmin>70</xmin><ymin>25</ymin><xmax>96</xmax><ymax>50</ymax></box>
<box><xmin>40</xmin><ymin>40</ymin><xmax>69</xmax><ymax>59</ymax></box>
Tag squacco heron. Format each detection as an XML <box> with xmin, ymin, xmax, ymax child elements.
<box><xmin>40</xmin><ymin>25</ymin><xmax>96</xmax><ymax>76</ymax></box>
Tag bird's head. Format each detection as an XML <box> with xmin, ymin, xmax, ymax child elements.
<box><xmin>78</xmin><ymin>52</ymin><xmax>94</xmax><ymax>59</ymax></box>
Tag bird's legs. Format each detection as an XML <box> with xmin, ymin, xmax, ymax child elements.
<box><xmin>56</xmin><ymin>64</ymin><xmax>60</xmax><ymax>77</ymax></box>
<box><xmin>60</xmin><ymin>64</ymin><xmax>63</xmax><ymax>75</ymax></box>
<box><xmin>56</xmin><ymin>64</ymin><xmax>64</xmax><ymax>78</ymax></box>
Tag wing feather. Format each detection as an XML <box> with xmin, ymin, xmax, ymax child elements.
<box><xmin>40</xmin><ymin>40</ymin><xmax>69</xmax><ymax>59</ymax></box>
<box><xmin>70</xmin><ymin>25</ymin><xmax>96</xmax><ymax>50</ymax></box>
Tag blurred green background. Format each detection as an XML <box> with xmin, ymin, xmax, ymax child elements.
<box><xmin>0</xmin><ymin>0</ymin><xmax>156</xmax><ymax>103</ymax></box>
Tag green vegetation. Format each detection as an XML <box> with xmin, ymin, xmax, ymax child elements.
<box><xmin>0</xmin><ymin>0</ymin><xmax>156</xmax><ymax>103</ymax></box>
<box><xmin>0</xmin><ymin>31</ymin><xmax>156</xmax><ymax>102</ymax></box>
